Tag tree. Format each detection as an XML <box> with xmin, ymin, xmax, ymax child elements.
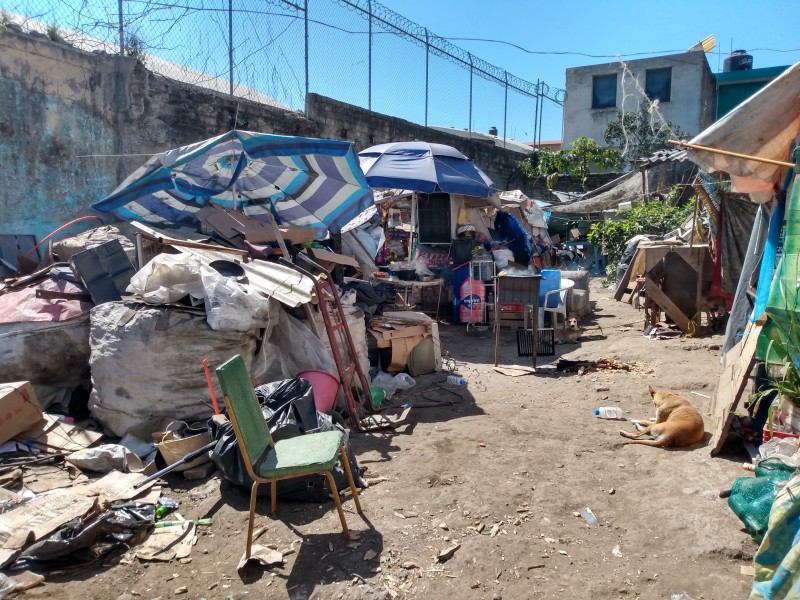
<box><xmin>603</xmin><ymin>107</ymin><xmax>687</xmax><ymax>164</ymax></box>
<box><xmin>587</xmin><ymin>188</ymin><xmax>696</xmax><ymax>275</ymax></box>
<box><xmin>518</xmin><ymin>137</ymin><xmax>621</xmax><ymax>191</ymax></box>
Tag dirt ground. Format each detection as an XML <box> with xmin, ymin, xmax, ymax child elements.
<box><xmin>26</xmin><ymin>277</ymin><xmax>756</xmax><ymax>600</ymax></box>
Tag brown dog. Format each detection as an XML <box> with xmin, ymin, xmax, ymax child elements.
<box><xmin>619</xmin><ymin>385</ymin><xmax>705</xmax><ymax>448</ymax></box>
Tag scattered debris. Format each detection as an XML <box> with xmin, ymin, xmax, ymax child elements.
<box><xmin>237</xmin><ymin>545</ymin><xmax>284</xmax><ymax>570</ymax></box>
<box><xmin>437</xmin><ymin>544</ymin><xmax>460</xmax><ymax>562</ymax></box>
<box><xmin>364</xmin><ymin>549</ymin><xmax>378</xmax><ymax>561</ymax></box>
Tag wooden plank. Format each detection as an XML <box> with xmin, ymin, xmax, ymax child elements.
<box><xmin>614</xmin><ymin>248</ymin><xmax>638</xmax><ymax>301</ymax></box>
<box><xmin>709</xmin><ymin>323</ymin><xmax>762</xmax><ymax>456</ymax></box>
<box><xmin>644</xmin><ymin>276</ymin><xmax>691</xmax><ymax>332</ymax></box>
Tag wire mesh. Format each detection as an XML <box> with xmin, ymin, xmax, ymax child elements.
<box><xmin>1</xmin><ymin>0</ymin><xmax>565</xmax><ymax>141</ymax></box>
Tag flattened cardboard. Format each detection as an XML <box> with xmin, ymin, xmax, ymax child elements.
<box><xmin>308</xmin><ymin>248</ymin><xmax>359</xmax><ymax>269</ymax></box>
<box><xmin>242</xmin><ymin>225</ymin><xmax>316</xmax><ymax>245</ymax></box>
<box><xmin>16</xmin><ymin>414</ymin><xmax>102</xmax><ymax>453</ymax></box>
<box><xmin>0</xmin><ymin>382</ymin><xmax>44</xmax><ymax>445</ymax></box>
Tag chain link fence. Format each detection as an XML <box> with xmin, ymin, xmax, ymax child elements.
<box><xmin>1</xmin><ymin>0</ymin><xmax>565</xmax><ymax>144</ymax></box>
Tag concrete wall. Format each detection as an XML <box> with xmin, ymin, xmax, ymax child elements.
<box><xmin>563</xmin><ymin>51</ymin><xmax>716</xmax><ymax>146</ymax></box>
<box><xmin>0</xmin><ymin>27</ymin><xmax>608</xmax><ymax>241</ymax></box>
<box><xmin>305</xmin><ymin>94</ymin><xmax>529</xmax><ymax>191</ymax></box>
<box><xmin>0</xmin><ymin>27</ymin><xmax>314</xmax><ymax>239</ymax></box>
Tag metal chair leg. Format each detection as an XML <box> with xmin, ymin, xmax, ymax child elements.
<box><xmin>270</xmin><ymin>481</ymin><xmax>277</xmax><ymax>515</ymax></box>
<box><xmin>340</xmin><ymin>446</ymin><xmax>363</xmax><ymax>514</ymax></box>
<box><xmin>325</xmin><ymin>471</ymin><xmax>349</xmax><ymax>539</ymax></box>
<box><xmin>246</xmin><ymin>481</ymin><xmax>262</xmax><ymax>559</ymax></box>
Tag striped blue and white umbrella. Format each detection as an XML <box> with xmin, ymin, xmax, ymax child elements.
<box><xmin>92</xmin><ymin>130</ymin><xmax>375</xmax><ymax>238</ymax></box>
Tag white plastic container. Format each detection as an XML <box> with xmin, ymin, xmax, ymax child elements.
<box><xmin>594</xmin><ymin>406</ymin><xmax>624</xmax><ymax>419</ymax></box>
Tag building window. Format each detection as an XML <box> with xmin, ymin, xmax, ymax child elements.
<box><xmin>592</xmin><ymin>74</ymin><xmax>617</xmax><ymax>108</ymax></box>
<box><xmin>645</xmin><ymin>68</ymin><xmax>672</xmax><ymax>102</ymax></box>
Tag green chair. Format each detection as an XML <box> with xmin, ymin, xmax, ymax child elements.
<box><xmin>216</xmin><ymin>354</ymin><xmax>363</xmax><ymax>559</ymax></box>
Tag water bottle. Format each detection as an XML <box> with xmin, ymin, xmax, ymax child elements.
<box><xmin>447</xmin><ymin>375</ymin><xmax>467</xmax><ymax>386</ymax></box>
<box><xmin>594</xmin><ymin>406</ymin><xmax>623</xmax><ymax>419</ymax></box>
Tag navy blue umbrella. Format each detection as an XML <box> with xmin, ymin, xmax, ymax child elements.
<box><xmin>358</xmin><ymin>141</ymin><xmax>497</xmax><ymax>198</ymax></box>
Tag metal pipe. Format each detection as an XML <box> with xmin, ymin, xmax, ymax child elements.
<box><xmin>304</xmin><ymin>0</ymin><xmax>309</xmax><ymax>113</ymax></box>
<box><xmin>367</xmin><ymin>0</ymin><xmax>372</xmax><ymax>111</ymax></box>
<box><xmin>533</xmin><ymin>79</ymin><xmax>540</xmax><ymax>150</ymax></box>
<box><xmin>503</xmin><ymin>70</ymin><xmax>508</xmax><ymax>149</ymax></box>
<box><xmin>468</xmin><ymin>52</ymin><xmax>473</xmax><ymax>136</ymax></box>
<box><xmin>118</xmin><ymin>0</ymin><xmax>124</xmax><ymax>55</ymax></box>
<box><xmin>424</xmin><ymin>28</ymin><xmax>429</xmax><ymax>127</ymax></box>
<box><xmin>228</xmin><ymin>0</ymin><xmax>234</xmax><ymax>96</ymax></box>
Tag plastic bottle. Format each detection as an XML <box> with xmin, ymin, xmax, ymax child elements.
<box><xmin>579</xmin><ymin>507</ymin><xmax>597</xmax><ymax>525</ymax></box>
<box><xmin>447</xmin><ymin>375</ymin><xmax>467</xmax><ymax>386</ymax></box>
<box><xmin>594</xmin><ymin>406</ymin><xmax>623</xmax><ymax>419</ymax></box>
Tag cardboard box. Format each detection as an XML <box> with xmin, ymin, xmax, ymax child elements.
<box><xmin>569</xmin><ymin>228</ymin><xmax>582</xmax><ymax>241</ymax></box>
<box><xmin>0</xmin><ymin>382</ymin><xmax>44</xmax><ymax>444</ymax></box>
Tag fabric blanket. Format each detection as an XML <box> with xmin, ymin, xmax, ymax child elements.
<box><xmin>750</xmin><ymin>475</ymin><xmax>800</xmax><ymax>600</ymax></box>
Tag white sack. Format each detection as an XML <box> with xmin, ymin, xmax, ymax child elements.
<box><xmin>89</xmin><ymin>302</ymin><xmax>261</xmax><ymax>437</ymax></box>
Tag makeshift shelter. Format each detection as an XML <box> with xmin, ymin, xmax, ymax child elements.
<box><xmin>680</xmin><ymin>61</ymin><xmax>800</xmax><ymax>458</ymax></box>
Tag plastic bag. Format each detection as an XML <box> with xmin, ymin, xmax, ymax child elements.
<box><xmin>66</xmin><ymin>444</ymin><xmax>143</xmax><ymax>474</ymax></box>
<box><xmin>371</xmin><ymin>371</ymin><xmax>416</xmax><ymax>399</ymax></box>
<box><xmin>14</xmin><ymin>502</ymin><xmax>154</xmax><ymax>568</ymax></box>
<box><xmin>412</xmin><ymin>256</ymin><xmax>434</xmax><ymax>278</ymax></box>
<box><xmin>201</xmin><ymin>265</ymin><xmax>277</xmax><ymax>331</ymax></box>
<box><xmin>492</xmin><ymin>248</ymin><xmax>514</xmax><ymax>270</ymax></box>
<box><xmin>127</xmin><ymin>254</ymin><xmax>205</xmax><ymax>304</ymax></box>
<box><xmin>255</xmin><ymin>379</ymin><xmax>319</xmax><ymax>442</ymax></box>
<box><xmin>0</xmin><ymin>573</ymin><xmax>16</xmax><ymax>599</ymax></box>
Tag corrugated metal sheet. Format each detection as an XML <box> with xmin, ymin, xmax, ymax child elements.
<box><xmin>180</xmin><ymin>248</ymin><xmax>314</xmax><ymax>307</ymax></box>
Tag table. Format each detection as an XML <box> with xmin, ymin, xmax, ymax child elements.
<box><xmin>370</xmin><ymin>276</ymin><xmax>444</xmax><ymax>320</ymax></box>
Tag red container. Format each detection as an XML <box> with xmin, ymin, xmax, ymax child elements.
<box><xmin>762</xmin><ymin>427</ymin><xmax>799</xmax><ymax>444</ymax></box>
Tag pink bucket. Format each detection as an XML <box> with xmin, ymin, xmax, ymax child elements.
<box><xmin>297</xmin><ymin>369</ymin><xmax>340</xmax><ymax>413</ymax></box>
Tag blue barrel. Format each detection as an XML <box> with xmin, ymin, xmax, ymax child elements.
<box><xmin>540</xmin><ymin>269</ymin><xmax>561</xmax><ymax>308</ymax></box>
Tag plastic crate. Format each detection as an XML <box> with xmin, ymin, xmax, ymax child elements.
<box><xmin>762</xmin><ymin>427</ymin><xmax>799</xmax><ymax>444</ymax></box>
<box><xmin>516</xmin><ymin>328</ymin><xmax>555</xmax><ymax>357</ymax></box>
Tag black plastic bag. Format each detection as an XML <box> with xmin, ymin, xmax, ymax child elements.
<box><xmin>210</xmin><ymin>378</ymin><xmax>362</xmax><ymax>502</ymax></box>
<box><xmin>255</xmin><ymin>378</ymin><xmax>318</xmax><ymax>442</ymax></box>
<box><xmin>13</xmin><ymin>502</ymin><xmax>154</xmax><ymax>569</ymax></box>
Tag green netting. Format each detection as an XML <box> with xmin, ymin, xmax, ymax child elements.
<box><xmin>729</xmin><ymin>459</ymin><xmax>796</xmax><ymax>541</ymax></box>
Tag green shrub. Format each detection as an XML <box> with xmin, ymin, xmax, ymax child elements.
<box><xmin>588</xmin><ymin>192</ymin><xmax>695</xmax><ymax>270</ymax></box>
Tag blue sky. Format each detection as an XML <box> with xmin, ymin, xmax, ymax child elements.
<box><xmin>12</xmin><ymin>0</ymin><xmax>798</xmax><ymax>146</ymax></box>
<box><xmin>376</xmin><ymin>0</ymin><xmax>800</xmax><ymax>142</ymax></box>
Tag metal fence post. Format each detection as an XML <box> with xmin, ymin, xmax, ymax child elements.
<box><xmin>228</xmin><ymin>0</ymin><xmax>234</xmax><ymax>96</ymax></box>
<box><xmin>503</xmin><ymin>71</ymin><xmax>508</xmax><ymax>149</ymax></box>
<box><xmin>304</xmin><ymin>0</ymin><xmax>309</xmax><ymax>113</ymax></box>
<box><xmin>118</xmin><ymin>0</ymin><xmax>124</xmax><ymax>55</ymax></box>
<box><xmin>533</xmin><ymin>80</ymin><xmax>540</xmax><ymax>150</ymax></box>
<box><xmin>468</xmin><ymin>52</ymin><xmax>473</xmax><ymax>137</ymax></box>
<box><xmin>424</xmin><ymin>28</ymin><xmax>429</xmax><ymax>127</ymax></box>
<box><xmin>367</xmin><ymin>0</ymin><xmax>372</xmax><ymax>111</ymax></box>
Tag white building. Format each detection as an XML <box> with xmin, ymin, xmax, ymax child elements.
<box><xmin>562</xmin><ymin>50</ymin><xmax>717</xmax><ymax>147</ymax></box>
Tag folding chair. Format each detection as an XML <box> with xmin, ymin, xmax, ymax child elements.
<box><xmin>216</xmin><ymin>354</ymin><xmax>363</xmax><ymax>559</ymax></box>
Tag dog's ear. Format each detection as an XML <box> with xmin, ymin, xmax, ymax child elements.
<box><xmin>648</xmin><ymin>384</ymin><xmax>656</xmax><ymax>397</ymax></box>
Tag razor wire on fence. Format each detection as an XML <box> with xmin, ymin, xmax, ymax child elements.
<box><xmin>1</xmin><ymin>0</ymin><xmax>565</xmax><ymax>145</ymax></box>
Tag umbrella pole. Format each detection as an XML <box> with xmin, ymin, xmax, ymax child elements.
<box><xmin>265</xmin><ymin>213</ymin><xmax>291</xmax><ymax>261</ymax></box>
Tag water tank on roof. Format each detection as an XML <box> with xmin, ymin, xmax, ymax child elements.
<box><xmin>723</xmin><ymin>50</ymin><xmax>753</xmax><ymax>72</ymax></box>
